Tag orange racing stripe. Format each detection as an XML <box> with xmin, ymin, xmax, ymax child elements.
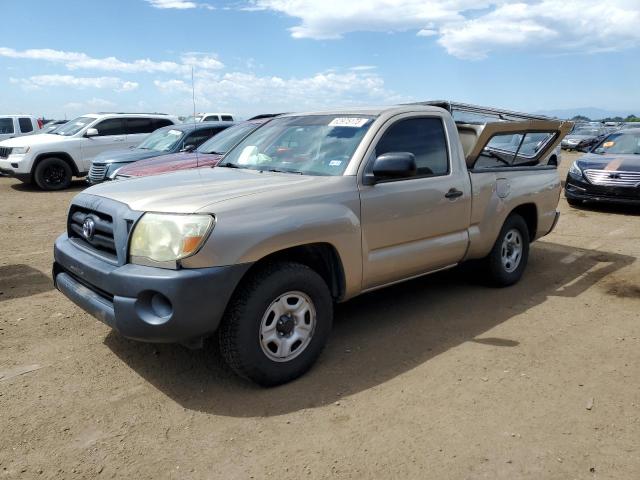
<box><xmin>604</xmin><ymin>157</ymin><xmax>624</xmax><ymax>171</ymax></box>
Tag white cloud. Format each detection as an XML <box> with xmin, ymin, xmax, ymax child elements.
<box><xmin>0</xmin><ymin>47</ymin><xmax>223</xmax><ymax>74</ymax></box>
<box><xmin>249</xmin><ymin>0</ymin><xmax>640</xmax><ymax>59</ymax></box>
<box><xmin>12</xmin><ymin>75</ymin><xmax>139</xmax><ymax>92</ymax></box>
<box><xmin>249</xmin><ymin>0</ymin><xmax>486</xmax><ymax>39</ymax></box>
<box><xmin>154</xmin><ymin>68</ymin><xmax>403</xmax><ymax>115</ymax></box>
<box><xmin>63</xmin><ymin>98</ymin><xmax>117</xmax><ymax>112</ymax></box>
<box><xmin>180</xmin><ymin>52</ymin><xmax>224</xmax><ymax>70</ymax></box>
<box><xmin>146</xmin><ymin>0</ymin><xmax>215</xmax><ymax>10</ymax></box>
<box><xmin>439</xmin><ymin>1</ymin><xmax>640</xmax><ymax>59</ymax></box>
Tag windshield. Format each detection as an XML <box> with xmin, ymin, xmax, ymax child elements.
<box><xmin>182</xmin><ymin>116</ymin><xmax>203</xmax><ymax>124</ymax></box>
<box><xmin>137</xmin><ymin>128</ymin><xmax>184</xmax><ymax>152</ymax></box>
<box><xmin>573</xmin><ymin>128</ymin><xmax>601</xmax><ymax>136</ymax></box>
<box><xmin>54</xmin><ymin>116</ymin><xmax>95</xmax><ymax>136</ymax></box>
<box><xmin>220</xmin><ymin>115</ymin><xmax>375</xmax><ymax>175</ymax></box>
<box><xmin>594</xmin><ymin>132</ymin><xmax>640</xmax><ymax>155</ymax></box>
<box><xmin>0</xmin><ymin>118</ymin><xmax>14</xmax><ymax>134</ymax></box>
<box><xmin>197</xmin><ymin>122</ymin><xmax>258</xmax><ymax>154</ymax></box>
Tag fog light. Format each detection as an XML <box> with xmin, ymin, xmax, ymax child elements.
<box><xmin>135</xmin><ymin>291</ymin><xmax>173</xmax><ymax>325</ymax></box>
<box><xmin>151</xmin><ymin>293</ymin><xmax>172</xmax><ymax>318</ymax></box>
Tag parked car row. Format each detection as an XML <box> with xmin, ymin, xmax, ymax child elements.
<box><xmin>87</xmin><ymin>121</ymin><xmax>233</xmax><ymax>183</ymax></box>
<box><xmin>0</xmin><ymin>113</ymin><xmax>179</xmax><ymax>189</ymax></box>
<box><xmin>0</xmin><ymin>110</ymin><xmax>267</xmax><ymax>189</ymax></box>
<box><xmin>561</xmin><ymin>122</ymin><xmax>634</xmax><ymax>151</ymax></box>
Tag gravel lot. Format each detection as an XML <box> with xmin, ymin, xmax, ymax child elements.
<box><xmin>1</xmin><ymin>151</ymin><xmax>638</xmax><ymax>479</ymax></box>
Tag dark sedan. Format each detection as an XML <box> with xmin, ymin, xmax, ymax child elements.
<box><xmin>87</xmin><ymin>122</ymin><xmax>232</xmax><ymax>183</ymax></box>
<box><xmin>561</xmin><ymin>126</ymin><xmax>607</xmax><ymax>151</ymax></box>
<box><xmin>565</xmin><ymin>128</ymin><xmax>640</xmax><ymax>206</ymax></box>
<box><xmin>114</xmin><ymin>115</ymin><xmax>278</xmax><ymax>179</ymax></box>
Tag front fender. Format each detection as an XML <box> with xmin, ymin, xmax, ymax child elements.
<box><xmin>182</xmin><ymin>201</ymin><xmax>363</xmax><ymax>299</ymax></box>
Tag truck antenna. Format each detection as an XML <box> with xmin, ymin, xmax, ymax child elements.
<box><xmin>191</xmin><ymin>66</ymin><xmax>199</xmax><ymax>168</ymax></box>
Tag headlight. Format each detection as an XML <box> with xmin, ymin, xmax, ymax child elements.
<box><xmin>11</xmin><ymin>146</ymin><xmax>30</xmax><ymax>155</ymax></box>
<box><xmin>129</xmin><ymin>213</ymin><xmax>214</xmax><ymax>266</ymax></box>
<box><xmin>568</xmin><ymin>162</ymin><xmax>582</xmax><ymax>178</ymax></box>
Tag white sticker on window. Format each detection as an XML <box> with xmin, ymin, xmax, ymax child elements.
<box><xmin>329</xmin><ymin>117</ymin><xmax>369</xmax><ymax>128</ymax></box>
<box><xmin>167</xmin><ymin>130</ymin><xmax>182</xmax><ymax>136</ymax></box>
<box><xmin>329</xmin><ymin>160</ymin><xmax>342</xmax><ymax>167</ymax></box>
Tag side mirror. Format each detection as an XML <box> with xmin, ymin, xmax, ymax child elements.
<box><xmin>85</xmin><ymin>128</ymin><xmax>98</xmax><ymax>138</ymax></box>
<box><xmin>181</xmin><ymin>144</ymin><xmax>196</xmax><ymax>152</ymax></box>
<box><xmin>370</xmin><ymin>152</ymin><xmax>417</xmax><ymax>182</ymax></box>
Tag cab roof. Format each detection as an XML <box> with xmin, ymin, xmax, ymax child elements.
<box><xmin>278</xmin><ymin>105</ymin><xmax>445</xmax><ymax>118</ymax></box>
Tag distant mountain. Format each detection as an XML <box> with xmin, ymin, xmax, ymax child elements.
<box><xmin>535</xmin><ymin>107</ymin><xmax>639</xmax><ymax>120</ymax></box>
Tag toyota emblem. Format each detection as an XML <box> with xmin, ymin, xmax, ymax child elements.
<box><xmin>82</xmin><ymin>217</ymin><xmax>96</xmax><ymax>241</ymax></box>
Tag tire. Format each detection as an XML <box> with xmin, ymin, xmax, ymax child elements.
<box><xmin>219</xmin><ymin>262</ymin><xmax>333</xmax><ymax>386</ymax></box>
<box><xmin>566</xmin><ymin>196</ymin><xmax>582</xmax><ymax>207</ymax></box>
<box><xmin>483</xmin><ymin>214</ymin><xmax>530</xmax><ymax>287</ymax></box>
<box><xmin>34</xmin><ymin>157</ymin><xmax>72</xmax><ymax>191</ymax></box>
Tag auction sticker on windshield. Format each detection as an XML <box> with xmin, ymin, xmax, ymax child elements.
<box><xmin>329</xmin><ymin>118</ymin><xmax>369</xmax><ymax>128</ymax></box>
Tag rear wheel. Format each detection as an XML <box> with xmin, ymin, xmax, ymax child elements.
<box><xmin>219</xmin><ymin>262</ymin><xmax>333</xmax><ymax>386</ymax></box>
<box><xmin>483</xmin><ymin>214</ymin><xmax>530</xmax><ymax>287</ymax></box>
<box><xmin>34</xmin><ymin>157</ymin><xmax>72</xmax><ymax>190</ymax></box>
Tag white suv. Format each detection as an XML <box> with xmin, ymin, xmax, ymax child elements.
<box><xmin>182</xmin><ymin>112</ymin><xmax>234</xmax><ymax>123</ymax></box>
<box><xmin>0</xmin><ymin>113</ymin><xmax>176</xmax><ymax>190</ymax></box>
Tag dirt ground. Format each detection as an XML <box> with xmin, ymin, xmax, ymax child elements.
<box><xmin>0</xmin><ymin>151</ymin><xmax>638</xmax><ymax>479</ymax></box>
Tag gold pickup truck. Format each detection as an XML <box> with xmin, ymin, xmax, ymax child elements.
<box><xmin>53</xmin><ymin>102</ymin><xmax>572</xmax><ymax>385</ymax></box>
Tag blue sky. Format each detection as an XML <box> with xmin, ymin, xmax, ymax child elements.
<box><xmin>1</xmin><ymin>0</ymin><xmax>639</xmax><ymax>119</ymax></box>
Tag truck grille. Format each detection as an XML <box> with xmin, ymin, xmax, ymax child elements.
<box><xmin>88</xmin><ymin>164</ymin><xmax>107</xmax><ymax>183</ymax></box>
<box><xmin>584</xmin><ymin>169</ymin><xmax>640</xmax><ymax>188</ymax></box>
<box><xmin>68</xmin><ymin>205</ymin><xmax>117</xmax><ymax>259</ymax></box>
<box><xmin>0</xmin><ymin>147</ymin><xmax>12</xmax><ymax>159</ymax></box>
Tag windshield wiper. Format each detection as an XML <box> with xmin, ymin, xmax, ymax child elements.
<box><xmin>217</xmin><ymin>162</ymin><xmax>243</xmax><ymax>169</ymax></box>
<box><xmin>263</xmin><ymin>168</ymin><xmax>303</xmax><ymax>175</ymax></box>
<box><xmin>204</xmin><ymin>151</ymin><xmax>224</xmax><ymax>155</ymax></box>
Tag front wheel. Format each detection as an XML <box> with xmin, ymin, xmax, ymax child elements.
<box><xmin>483</xmin><ymin>214</ymin><xmax>530</xmax><ymax>287</ymax></box>
<box><xmin>219</xmin><ymin>262</ymin><xmax>333</xmax><ymax>386</ymax></box>
<box><xmin>34</xmin><ymin>157</ymin><xmax>72</xmax><ymax>190</ymax></box>
<box><xmin>565</xmin><ymin>196</ymin><xmax>582</xmax><ymax>207</ymax></box>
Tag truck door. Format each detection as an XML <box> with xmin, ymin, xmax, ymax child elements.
<box><xmin>358</xmin><ymin>114</ymin><xmax>472</xmax><ymax>290</ymax></box>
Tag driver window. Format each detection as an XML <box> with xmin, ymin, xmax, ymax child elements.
<box><xmin>375</xmin><ymin>117</ymin><xmax>449</xmax><ymax>178</ymax></box>
<box><xmin>93</xmin><ymin>118</ymin><xmax>126</xmax><ymax>136</ymax></box>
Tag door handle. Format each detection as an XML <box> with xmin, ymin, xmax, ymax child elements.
<box><xmin>445</xmin><ymin>188</ymin><xmax>463</xmax><ymax>199</ymax></box>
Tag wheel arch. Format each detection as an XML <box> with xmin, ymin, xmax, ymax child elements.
<box><xmin>32</xmin><ymin>152</ymin><xmax>80</xmax><ymax>180</ymax></box>
<box><xmin>234</xmin><ymin>242</ymin><xmax>346</xmax><ymax>302</ymax></box>
<box><xmin>509</xmin><ymin>202</ymin><xmax>537</xmax><ymax>242</ymax></box>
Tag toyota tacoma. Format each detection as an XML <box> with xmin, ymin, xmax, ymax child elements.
<box><xmin>53</xmin><ymin>102</ymin><xmax>572</xmax><ymax>385</ymax></box>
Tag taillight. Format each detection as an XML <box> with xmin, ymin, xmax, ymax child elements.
<box><xmin>37</xmin><ymin>118</ymin><xmax>43</xmax><ymax>129</ymax></box>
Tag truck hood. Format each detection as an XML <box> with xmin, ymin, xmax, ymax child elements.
<box><xmin>0</xmin><ymin>133</ymin><xmax>65</xmax><ymax>147</ymax></box>
<box><xmin>576</xmin><ymin>153</ymin><xmax>640</xmax><ymax>172</ymax></box>
<box><xmin>93</xmin><ymin>148</ymin><xmax>164</xmax><ymax>165</ymax></box>
<box><xmin>84</xmin><ymin>166</ymin><xmax>324</xmax><ymax>213</ymax></box>
<box><xmin>117</xmin><ymin>152</ymin><xmax>222</xmax><ymax>177</ymax></box>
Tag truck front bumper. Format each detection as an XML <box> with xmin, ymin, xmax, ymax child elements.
<box><xmin>53</xmin><ymin>234</ymin><xmax>251</xmax><ymax>345</ymax></box>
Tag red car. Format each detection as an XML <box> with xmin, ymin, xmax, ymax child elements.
<box><xmin>115</xmin><ymin>115</ymin><xmax>277</xmax><ymax>179</ymax></box>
